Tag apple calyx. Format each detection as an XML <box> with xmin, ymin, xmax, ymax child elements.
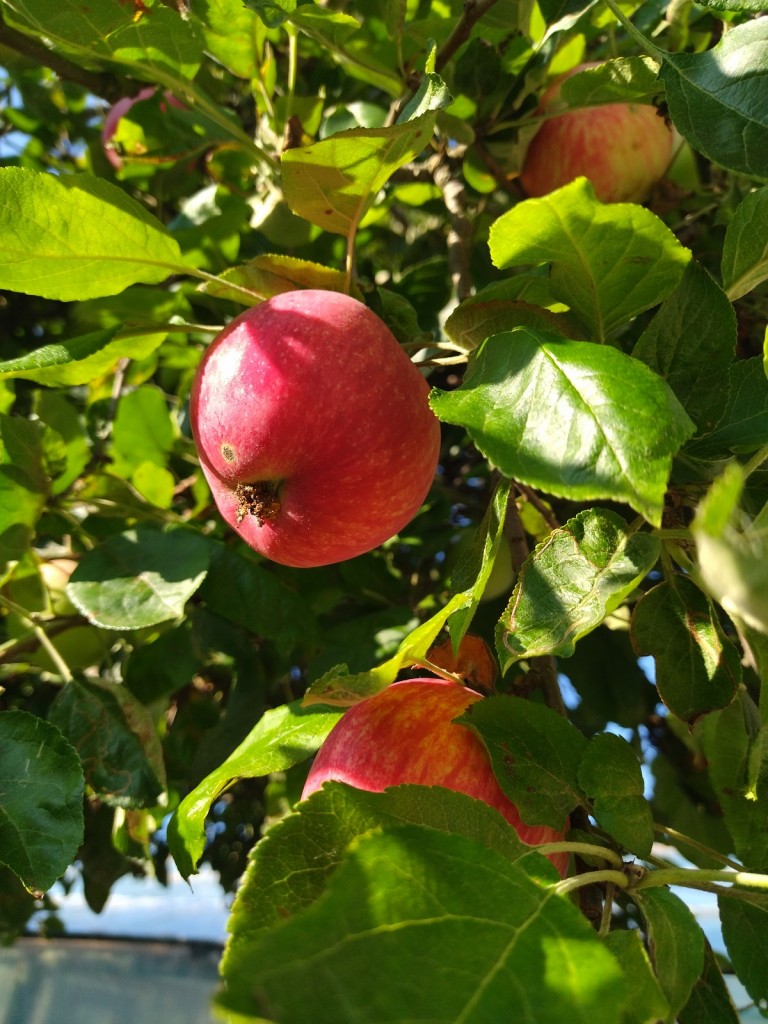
<box><xmin>234</xmin><ymin>481</ymin><xmax>282</xmax><ymax>527</ymax></box>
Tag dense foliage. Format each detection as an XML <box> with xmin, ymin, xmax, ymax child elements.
<box><xmin>1</xmin><ymin>0</ymin><xmax>768</xmax><ymax>1020</ymax></box>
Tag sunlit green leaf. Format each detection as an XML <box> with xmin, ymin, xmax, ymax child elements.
<box><xmin>722</xmin><ymin>186</ymin><xmax>768</xmax><ymax>300</ymax></box>
<box><xmin>430</xmin><ymin>329</ymin><xmax>695</xmax><ymax>526</ymax></box>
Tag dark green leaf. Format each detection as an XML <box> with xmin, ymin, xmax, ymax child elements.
<box><xmin>198</xmin><ymin>543</ymin><xmax>319</xmax><ymax>649</ymax></box>
<box><xmin>430</xmin><ymin>329</ymin><xmax>695</xmax><ymax>526</ymax></box>
<box><xmin>659</xmin><ymin>19</ymin><xmax>768</xmax><ymax>181</ymax></box>
<box><xmin>167</xmin><ymin>700</ymin><xmax>344</xmax><ymax>879</ymax></box>
<box><xmin>688</xmin><ymin>359</ymin><xmax>768</xmax><ymax>458</ymax></box>
<box><xmin>460</xmin><ymin>694</ymin><xmax>587</xmax><ymax>829</ymax></box>
<box><xmin>66</xmin><ymin>526</ymin><xmax>211</xmax><ymax>630</ymax></box>
<box><xmin>602</xmin><ymin>930</ymin><xmax>670</xmax><ymax>1024</ymax></box>
<box><xmin>0</xmin><ymin>414</ymin><xmax>49</xmax><ymax>563</ymax></box>
<box><xmin>0</xmin><ymin>710</ymin><xmax>84</xmax><ymax>893</ymax></box>
<box><xmin>719</xmin><ymin>892</ymin><xmax>768</xmax><ymax>1012</ymax></box>
<box><xmin>722</xmin><ymin>186</ymin><xmax>768</xmax><ymax>300</ymax></box>
<box><xmin>631</xmin><ymin>576</ymin><xmax>742</xmax><ymax>721</ymax></box>
<box><xmin>244</xmin><ymin>0</ymin><xmax>296</xmax><ymax>27</ymax></box>
<box><xmin>579</xmin><ymin>733</ymin><xmax>653</xmax><ymax>856</ymax></box>
<box><xmin>635</xmin><ymin>886</ymin><xmax>706</xmax><ymax>1020</ymax></box>
<box><xmin>488</xmin><ymin>177</ymin><xmax>691</xmax><ymax>341</ymax></box>
<box><xmin>49</xmin><ymin>678</ymin><xmax>166</xmax><ymax>809</ymax></box>
<box><xmin>677</xmin><ymin>942</ymin><xmax>741</xmax><ymax>1024</ymax></box>
<box><xmin>495</xmin><ymin>508</ymin><xmax>660</xmax><ymax>670</ymax></box>
<box><xmin>219</xmin><ymin>826</ymin><xmax>626</xmax><ymax>1024</ymax></box>
<box><xmin>0</xmin><ymin>168</ymin><xmax>190</xmax><ymax>301</ymax></box>
<box><xmin>633</xmin><ymin>261</ymin><xmax>736</xmax><ymax>434</ymax></box>
<box><xmin>697</xmin><ymin>694</ymin><xmax>768</xmax><ymax>870</ymax></box>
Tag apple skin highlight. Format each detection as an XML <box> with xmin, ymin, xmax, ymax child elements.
<box><xmin>190</xmin><ymin>290</ymin><xmax>441</xmax><ymax>568</ymax></box>
<box><xmin>302</xmin><ymin>678</ymin><xmax>570</xmax><ymax>877</ymax></box>
<box><xmin>521</xmin><ymin>63</ymin><xmax>674</xmax><ymax>204</ymax></box>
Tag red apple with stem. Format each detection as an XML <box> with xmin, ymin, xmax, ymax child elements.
<box><xmin>190</xmin><ymin>290</ymin><xmax>441</xmax><ymax>568</ymax></box>
<box><xmin>520</xmin><ymin>62</ymin><xmax>674</xmax><ymax>203</ymax></box>
<box><xmin>302</xmin><ymin>677</ymin><xmax>570</xmax><ymax>876</ymax></box>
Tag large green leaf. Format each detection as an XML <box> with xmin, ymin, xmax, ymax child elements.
<box><xmin>2</xmin><ymin>0</ymin><xmax>203</xmax><ymax>78</ymax></box>
<box><xmin>49</xmin><ymin>679</ymin><xmax>167</xmax><ymax>809</ymax></box>
<box><xmin>602</xmin><ymin>930</ymin><xmax>670</xmax><ymax>1024</ymax></box>
<box><xmin>0</xmin><ymin>169</ymin><xmax>191</xmax><ymax>301</ymax></box>
<box><xmin>631</xmin><ymin>576</ymin><xmax>742</xmax><ymax>721</ymax></box>
<box><xmin>281</xmin><ymin>113</ymin><xmax>439</xmax><ymax>236</ymax></box>
<box><xmin>488</xmin><ymin>178</ymin><xmax>691</xmax><ymax>341</ymax></box>
<box><xmin>579</xmin><ymin>733</ymin><xmax>653</xmax><ymax>856</ymax></box>
<box><xmin>460</xmin><ymin>695</ymin><xmax>588</xmax><ymax>829</ymax></box>
<box><xmin>635</xmin><ymin>887</ymin><xmax>706</xmax><ymax>1021</ymax></box>
<box><xmin>219</xmin><ymin>826</ymin><xmax>626</xmax><ymax>1024</ymax></box>
<box><xmin>722</xmin><ymin>186</ymin><xmax>768</xmax><ymax>300</ymax></box>
<box><xmin>66</xmin><ymin>526</ymin><xmax>211</xmax><ymax>630</ymax></box>
<box><xmin>430</xmin><ymin>329</ymin><xmax>695</xmax><ymax>526</ymax></box>
<box><xmin>658</xmin><ymin>18</ymin><xmax>768</xmax><ymax>182</ymax></box>
<box><xmin>633</xmin><ymin>261</ymin><xmax>736</xmax><ymax>434</ymax></box>
<box><xmin>495</xmin><ymin>508</ymin><xmax>660</xmax><ymax>670</ymax></box>
<box><xmin>167</xmin><ymin>700</ymin><xmax>344</xmax><ymax>879</ymax></box>
<box><xmin>225</xmin><ymin>784</ymin><xmax>544</xmax><ymax>948</ymax></box>
<box><xmin>688</xmin><ymin>358</ymin><xmax>768</xmax><ymax>459</ymax></box>
<box><xmin>677</xmin><ymin>943</ymin><xmax>741</xmax><ymax>1024</ymax></box>
<box><xmin>0</xmin><ymin>711</ymin><xmax>84</xmax><ymax>893</ymax></box>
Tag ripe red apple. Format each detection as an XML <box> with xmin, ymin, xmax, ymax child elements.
<box><xmin>520</xmin><ymin>63</ymin><xmax>674</xmax><ymax>203</ymax></box>
<box><xmin>189</xmin><ymin>290</ymin><xmax>441</xmax><ymax>568</ymax></box>
<box><xmin>302</xmin><ymin>678</ymin><xmax>570</xmax><ymax>876</ymax></box>
<box><xmin>101</xmin><ymin>87</ymin><xmax>185</xmax><ymax>169</ymax></box>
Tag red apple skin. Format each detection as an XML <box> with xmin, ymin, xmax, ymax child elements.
<box><xmin>302</xmin><ymin>678</ymin><xmax>570</xmax><ymax>877</ymax></box>
<box><xmin>520</xmin><ymin>63</ymin><xmax>674</xmax><ymax>203</ymax></box>
<box><xmin>189</xmin><ymin>290</ymin><xmax>441</xmax><ymax>568</ymax></box>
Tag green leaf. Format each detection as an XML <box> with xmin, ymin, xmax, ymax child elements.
<box><xmin>677</xmin><ymin>942</ymin><xmax>741</xmax><ymax>1024</ymax></box>
<box><xmin>245</xmin><ymin>0</ymin><xmax>296</xmax><ymax>28</ymax></box>
<box><xmin>697</xmin><ymin>694</ymin><xmax>768</xmax><ymax>870</ymax></box>
<box><xmin>197</xmin><ymin>543</ymin><xmax>319</xmax><ymax>649</ymax></box>
<box><xmin>109</xmin><ymin>384</ymin><xmax>176</xmax><ymax>477</ymax></box>
<box><xmin>633</xmin><ymin>261</ymin><xmax>737</xmax><ymax>434</ymax></box>
<box><xmin>167</xmin><ymin>701</ymin><xmax>344</xmax><ymax>879</ymax></box>
<box><xmin>722</xmin><ymin>187</ymin><xmax>768</xmax><ymax>301</ymax></box>
<box><xmin>460</xmin><ymin>695</ymin><xmax>587</xmax><ymax>830</ymax></box>
<box><xmin>631</xmin><ymin>576</ymin><xmax>742</xmax><ymax>721</ymax></box>
<box><xmin>448</xmin><ymin>476</ymin><xmax>512</xmax><ymax>646</ymax></box>
<box><xmin>495</xmin><ymin>508</ymin><xmax>660</xmax><ymax>671</ymax></box>
<box><xmin>719</xmin><ymin>892</ymin><xmax>768</xmax><ymax>1013</ymax></box>
<box><xmin>194</xmin><ymin>0</ymin><xmax>260</xmax><ymax>78</ymax></box>
<box><xmin>49</xmin><ymin>678</ymin><xmax>166</xmax><ymax>809</ymax></box>
<box><xmin>198</xmin><ymin>253</ymin><xmax>355</xmax><ymax>306</ymax></box>
<box><xmin>559</xmin><ymin>56</ymin><xmax>665</xmax><ymax>106</ymax></box>
<box><xmin>602</xmin><ymin>930</ymin><xmax>670</xmax><ymax>1024</ymax></box>
<box><xmin>281</xmin><ymin>113</ymin><xmax>437</xmax><ymax>235</ymax></box>
<box><xmin>219</xmin><ymin>826</ymin><xmax>626</xmax><ymax>1024</ymax></box>
<box><xmin>66</xmin><ymin>526</ymin><xmax>211</xmax><ymax>630</ymax></box>
<box><xmin>302</xmin><ymin>590</ymin><xmax>472</xmax><ymax>707</ymax></box>
<box><xmin>488</xmin><ymin>178</ymin><xmax>691</xmax><ymax>341</ymax></box>
<box><xmin>0</xmin><ymin>710</ymin><xmax>84</xmax><ymax>893</ymax></box>
<box><xmin>635</xmin><ymin>887</ymin><xmax>706</xmax><ymax>1021</ymax></box>
<box><xmin>693</xmin><ymin>462</ymin><xmax>768</xmax><ymax>636</ymax></box>
<box><xmin>0</xmin><ymin>168</ymin><xmax>190</xmax><ymax>300</ymax></box>
<box><xmin>226</xmin><ymin>783</ymin><xmax>544</xmax><ymax>947</ymax></box>
<box><xmin>579</xmin><ymin>733</ymin><xmax>653</xmax><ymax>856</ymax></box>
<box><xmin>3</xmin><ymin>0</ymin><xmax>203</xmax><ymax>79</ymax></box>
<box><xmin>658</xmin><ymin>19</ymin><xmax>768</xmax><ymax>182</ymax></box>
<box><xmin>430</xmin><ymin>329</ymin><xmax>695</xmax><ymax>526</ymax></box>
<box><xmin>688</xmin><ymin>359</ymin><xmax>768</xmax><ymax>458</ymax></box>
<box><xmin>0</xmin><ymin>414</ymin><xmax>49</xmax><ymax>564</ymax></box>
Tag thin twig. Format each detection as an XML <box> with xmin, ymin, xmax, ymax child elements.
<box><xmin>435</xmin><ymin>0</ymin><xmax>505</xmax><ymax>72</ymax></box>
